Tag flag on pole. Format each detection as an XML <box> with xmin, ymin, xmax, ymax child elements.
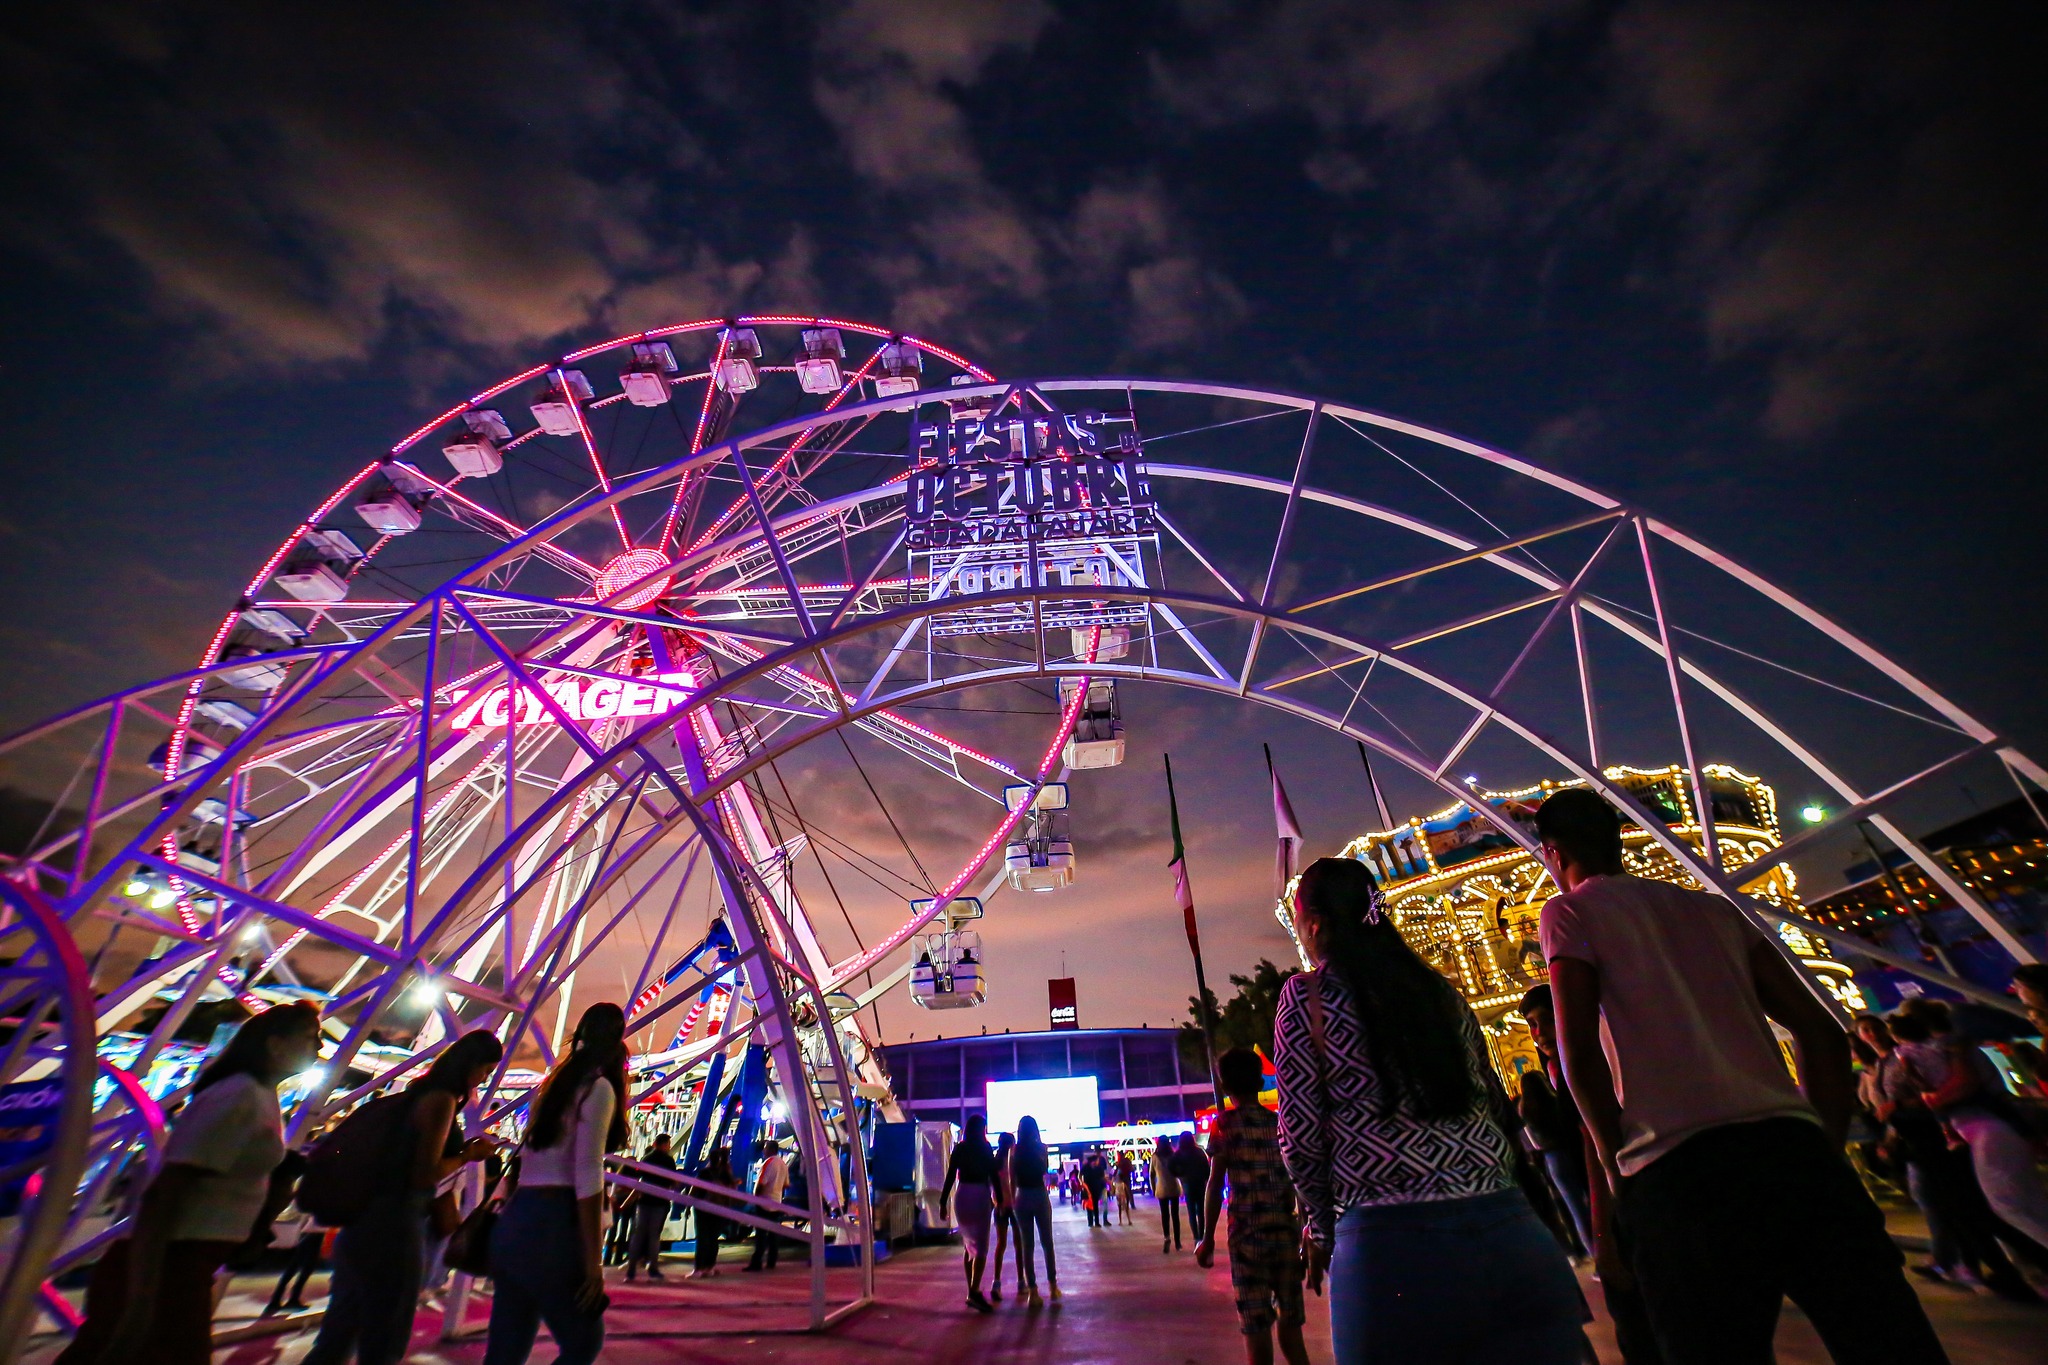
<box><xmin>1358</xmin><ymin>740</ymin><xmax>1395</xmax><ymax>830</ymax></box>
<box><xmin>1265</xmin><ymin>743</ymin><xmax>1304</xmax><ymax>899</ymax></box>
<box><xmin>1164</xmin><ymin>752</ymin><xmax>1221</xmax><ymax>1108</ymax></box>
<box><xmin>1166</xmin><ymin>754</ymin><xmax>1199</xmax><ymax>955</ymax></box>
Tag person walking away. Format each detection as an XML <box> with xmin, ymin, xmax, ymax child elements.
<box><xmin>1522</xmin><ymin>984</ymin><xmax>1664</xmax><ymax>1364</ymax></box>
<box><xmin>940</xmin><ymin>1113</ymin><xmax>1000</xmax><ymax>1311</ymax></box>
<box><xmin>746</xmin><ymin>1140</ymin><xmax>790</xmax><ymax>1272</ymax></box>
<box><xmin>691</xmin><ymin>1147</ymin><xmax>736</xmax><ymax>1278</ymax></box>
<box><xmin>605</xmin><ymin>1187</ymin><xmax>634</xmax><ymax>1267</ymax></box>
<box><xmin>1081</xmin><ymin>1148</ymin><xmax>1109</xmax><ymax>1228</ymax></box>
<box><xmin>483</xmin><ymin>1002</ymin><xmax>629</xmax><ymax>1365</ymax></box>
<box><xmin>263</xmin><ymin>1125</ymin><xmax>331</xmax><ymax>1321</ymax></box>
<box><xmin>1276</xmin><ymin>858</ymin><xmax>1587</xmax><ymax>1364</ymax></box>
<box><xmin>61</xmin><ymin>1002</ymin><xmax>321</xmax><ymax>1365</ymax></box>
<box><xmin>304</xmin><ymin>1028</ymin><xmax>503</xmax><ymax>1365</ymax></box>
<box><xmin>1171</xmin><ymin>1133</ymin><xmax>1211</xmax><ymax>1244</ymax></box>
<box><xmin>1197</xmin><ymin>1048</ymin><xmax>1311</xmax><ymax>1365</ymax></box>
<box><xmin>988</xmin><ymin>1132</ymin><xmax>1017</xmax><ymax>1300</ymax></box>
<box><xmin>1537</xmin><ymin>789</ymin><xmax>1951</xmax><ymax>1364</ymax></box>
<box><xmin>624</xmin><ymin>1133</ymin><xmax>677</xmax><ymax>1281</ymax></box>
<box><xmin>1008</xmin><ymin>1115</ymin><xmax>1062</xmax><ymax>1305</ymax></box>
<box><xmin>1153</xmin><ymin>1134</ymin><xmax>1184</xmax><ymax>1252</ymax></box>
<box><xmin>263</xmin><ymin>1203</ymin><xmax>325</xmax><ymax>1315</ymax></box>
<box><xmin>1114</xmin><ymin>1150</ymin><xmax>1136</xmax><ymax>1225</ymax></box>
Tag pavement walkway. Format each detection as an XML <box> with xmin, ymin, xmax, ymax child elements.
<box><xmin>21</xmin><ymin>1196</ymin><xmax>2046</xmax><ymax>1362</ymax></box>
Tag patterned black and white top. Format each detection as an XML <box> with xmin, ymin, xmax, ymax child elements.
<box><xmin>1273</xmin><ymin>969</ymin><xmax>1514</xmax><ymax>1246</ymax></box>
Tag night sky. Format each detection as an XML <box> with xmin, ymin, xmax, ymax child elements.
<box><xmin>2</xmin><ymin>2</ymin><xmax>2043</xmax><ymax>1037</ymax></box>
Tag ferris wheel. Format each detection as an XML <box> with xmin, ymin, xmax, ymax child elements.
<box><xmin>3</xmin><ymin>352</ymin><xmax>2043</xmax><ymax>1352</ymax></box>
<box><xmin>0</xmin><ymin>318</ymin><xmax>1132</xmax><ymax>1344</ymax></box>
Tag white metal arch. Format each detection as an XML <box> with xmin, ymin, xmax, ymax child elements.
<box><xmin>3</xmin><ymin>373</ymin><xmax>2039</xmax><ymax>1358</ymax></box>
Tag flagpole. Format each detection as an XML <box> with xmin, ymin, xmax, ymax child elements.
<box><xmin>1357</xmin><ymin>740</ymin><xmax>1395</xmax><ymax>830</ymax></box>
<box><xmin>1164</xmin><ymin>752</ymin><xmax>1222</xmax><ymax>1111</ymax></box>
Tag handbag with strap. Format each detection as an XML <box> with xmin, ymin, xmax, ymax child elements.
<box><xmin>443</xmin><ymin>1153</ymin><xmax>516</xmax><ymax>1277</ymax></box>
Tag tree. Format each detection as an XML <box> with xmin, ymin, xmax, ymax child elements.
<box><xmin>1177</xmin><ymin>958</ymin><xmax>1299</xmax><ymax>1077</ymax></box>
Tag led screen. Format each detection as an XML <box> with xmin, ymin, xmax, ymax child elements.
<box><xmin>985</xmin><ymin>1075</ymin><xmax>1100</xmax><ymax>1137</ymax></box>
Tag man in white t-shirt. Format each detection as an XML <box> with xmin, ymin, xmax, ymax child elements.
<box><xmin>1536</xmin><ymin>788</ymin><xmax>1947</xmax><ymax>1365</ymax></box>
<box><xmin>746</xmin><ymin>1144</ymin><xmax>791</xmax><ymax>1271</ymax></box>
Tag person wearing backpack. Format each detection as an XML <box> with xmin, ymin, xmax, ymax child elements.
<box><xmin>483</xmin><ymin>1003</ymin><xmax>630</xmax><ymax>1365</ymax></box>
<box><xmin>301</xmin><ymin>1028</ymin><xmax>503</xmax><ymax>1365</ymax></box>
<box><xmin>60</xmin><ymin>1002</ymin><xmax>322</xmax><ymax>1365</ymax></box>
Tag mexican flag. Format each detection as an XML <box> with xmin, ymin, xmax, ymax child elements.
<box><xmin>1165</xmin><ymin>753</ymin><xmax>1199</xmax><ymax>956</ymax></box>
<box><xmin>1266</xmin><ymin>742</ymin><xmax>1304</xmax><ymax>899</ymax></box>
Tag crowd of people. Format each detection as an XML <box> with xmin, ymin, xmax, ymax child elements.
<box><xmin>50</xmin><ymin>996</ymin><xmax>810</xmax><ymax>1365</ymax></box>
<box><xmin>40</xmin><ymin>786</ymin><xmax>2048</xmax><ymax>1364</ymax></box>
<box><xmin>926</xmin><ymin>787</ymin><xmax>2047</xmax><ymax>1365</ymax></box>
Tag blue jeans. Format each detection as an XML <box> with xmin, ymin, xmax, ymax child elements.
<box><xmin>1543</xmin><ymin>1150</ymin><xmax>1596</xmax><ymax>1257</ymax></box>
<box><xmin>302</xmin><ymin>1191</ymin><xmax>428</xmax><ymax>1365</ymax></box>
<box><xmin>483</xmin><ymin>1188</ymin><xmax>605</xmax><ymax>1365</ymax></box>
<box><xmin>1330</xmin><ymin>1189</ymin><xmax>1586</xmax><ymax>1364</ymax></box>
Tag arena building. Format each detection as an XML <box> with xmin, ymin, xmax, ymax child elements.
<box><xmin>875</xmin><ymin>1027</ymin><xmax>1211</xmax><ymax>1136</ymax></box>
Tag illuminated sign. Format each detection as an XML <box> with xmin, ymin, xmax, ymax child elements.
<box><xmin>908</xmin><ymin>394</ymin><xmax>1156</xmax><ymax>640</ymax></box>
<box><xmin>0</xmin><ymin>1081</ymin><xmax>62</xmax><ymax>1215</ymax></box>
<box><xmin>448</xmin><ymin>671</ymin><xmax>694</xmax><ymax>730</ymax></box>
<box><xmin>1048</xmin><ymin>977</ymin><xmax>1078</xmax><ymax>1031</ymax></box>
<box><xmin>906</xmin><ymin>404</ymin><xmax>1154</xmax><ymax>551</ymax></box>
<box><xmin>986</xmin><ymin>1076</ymin><xmax>1100</xmax><ymax>1139</ymax></box>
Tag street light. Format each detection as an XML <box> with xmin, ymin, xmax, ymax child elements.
<box><xmin>1800</xmin><ymin>805</ymin><xmax>1827</xmax><ymax>824</ymax></box>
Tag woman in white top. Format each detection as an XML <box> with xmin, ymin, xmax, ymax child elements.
<box><xmin>483</xmin><ymin>1003</ymin><xmax>629</xmax><ymax>1365</ymax></box>
<box><xmin>61</xmin><ymin>1001</ymin><xmax>322</xmax><ymax>1365</ymax></box>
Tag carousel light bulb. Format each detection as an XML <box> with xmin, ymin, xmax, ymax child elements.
<box><xmin>411</xmin><ymin>980</ymin><xmax>442</xmax><ymax>1009</ymax></box>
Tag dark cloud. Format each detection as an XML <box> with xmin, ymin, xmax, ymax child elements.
<box><xmin>1611</xmin><ymin>2</ymin><xmax>2048</xmax><ymax>437</ymax></box>
<box><xmin>1155</xmin><ymin>0</ymin><xmax>1586</xmax><ymax>130</ymax></box>
<box><xmin>1156</xmin><ymin>0</ymin><xmax>2046</xmax><ymax>438</ymax></box>
<box><xmin>0</xmin><ymin>3</ymin><xmax>738</xmax><ymax>369</ymax></box>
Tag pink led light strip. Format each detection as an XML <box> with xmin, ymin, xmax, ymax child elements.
<box><xmin>558</xmin><ymin>368</ymin><xmax>632</xmax><ymax>551</ymax></box>
<box><xmin>157</xmin><ymin>462</ymin><xmax>384</xmax><ymax>989</ymax></box>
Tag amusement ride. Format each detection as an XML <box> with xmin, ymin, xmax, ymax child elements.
<box><xmin>1</xmin><ymin>315</ymin><xmax>2041</xmax><ymax>1355</ymax></box>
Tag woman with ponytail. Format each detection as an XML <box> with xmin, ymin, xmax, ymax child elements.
<box><xmin>1272</xmin><ymin>857</ymin><xmax>1585</xmax><ymax>1363</ymax></box>
<box><xmin>483</xmin><ymin>1003</ymin><xmax>630</xmax><ymax>1365</ymax></box>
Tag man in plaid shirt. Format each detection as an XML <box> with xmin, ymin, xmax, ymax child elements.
<box><xmin>1197</xmin><ymin>1048</ymin><xmax>1311</xmax><ymax>1365</ymax></box>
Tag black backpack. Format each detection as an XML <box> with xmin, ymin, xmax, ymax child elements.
<box><xmin>296</xmin><ymin>1092</ymin><xmax>414</xmax><ymax>1226</ymax></box>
